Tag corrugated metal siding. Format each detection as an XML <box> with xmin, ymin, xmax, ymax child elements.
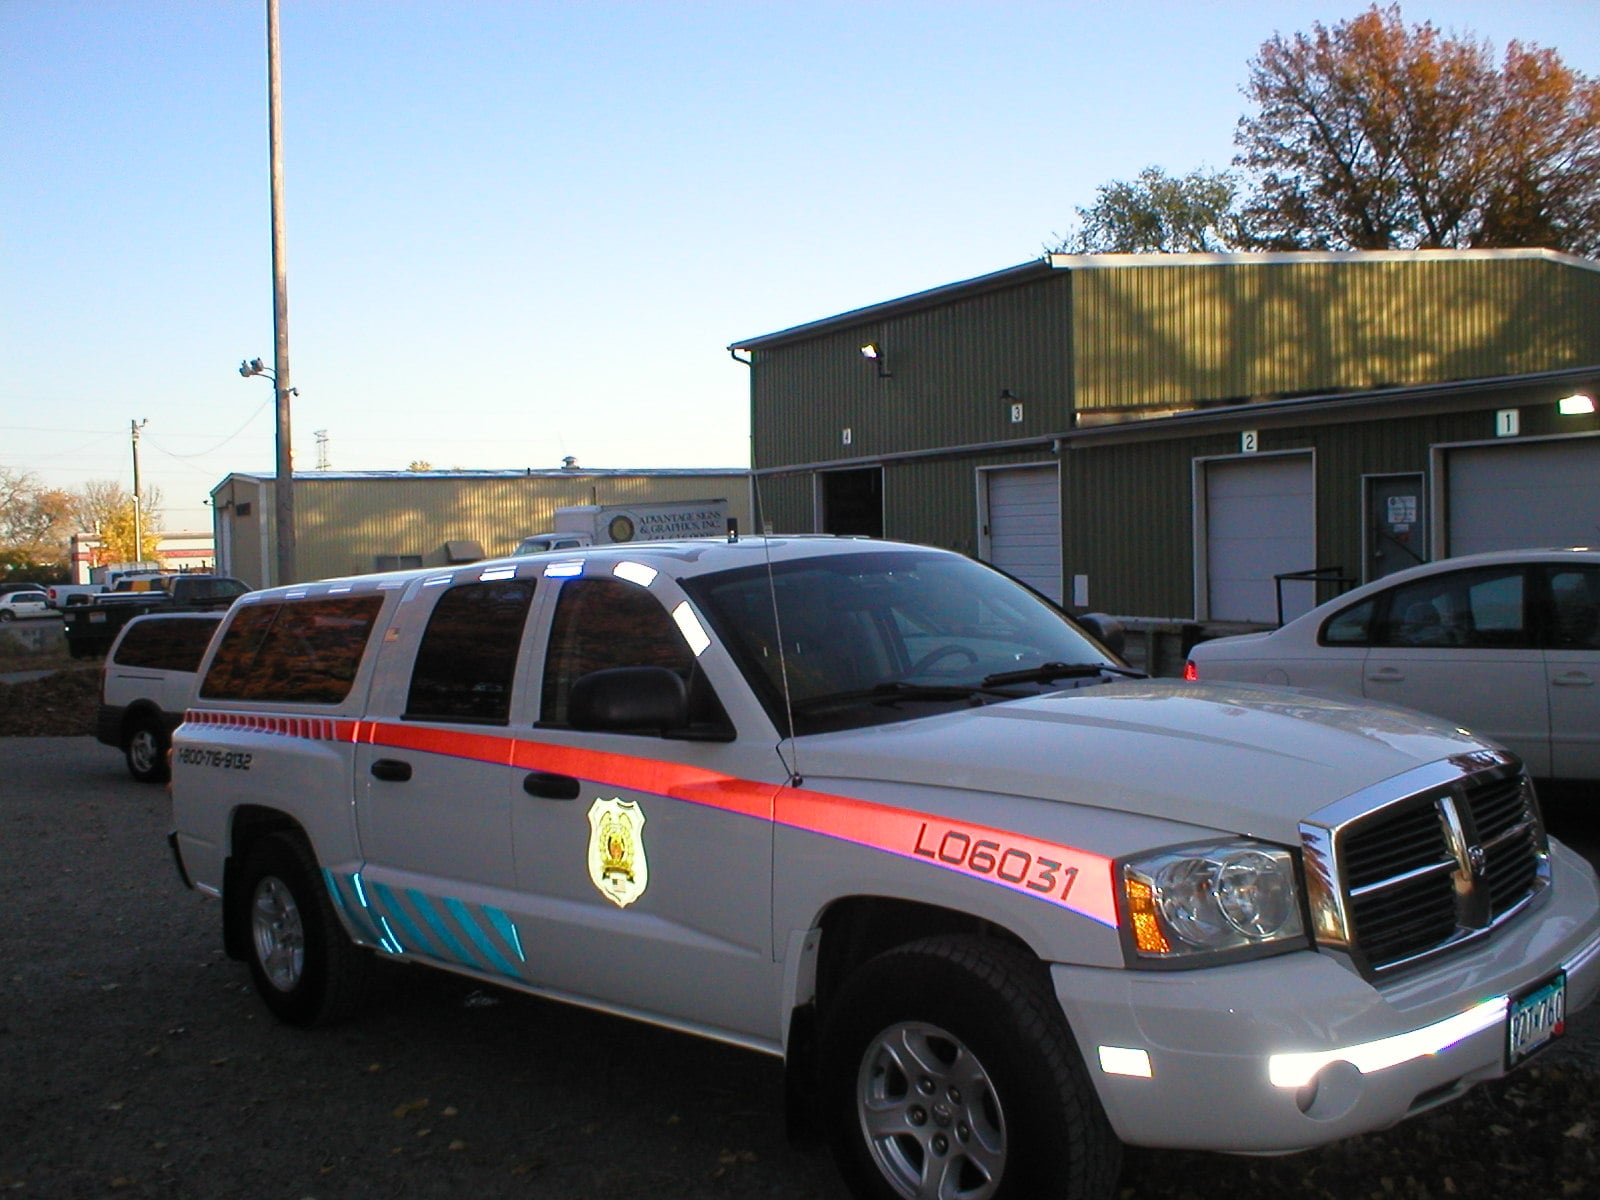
<box><xmin>752</xmin><ymin>275</ymin><xmax>1072</xmax><ymax>469</ymax></box>
<box><xmin>1073</xmin><ymin>257</ymin><xmax>1600</xmax><ymax>413</ymax></box>
<box><xmin>236</xmin><ymin>473</ymin><xmax>751</xmax><ymax>587</ymax></box>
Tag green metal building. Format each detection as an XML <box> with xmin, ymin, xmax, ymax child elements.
<box><xmin>731</xmin><ymin>250</ymin><xmax>1600</xmax><ymax>631</ymax></box>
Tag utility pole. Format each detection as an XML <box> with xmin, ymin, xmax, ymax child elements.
<box><xmin>266</xmin><ymin>0</ymin><xmax>295</xmax><ymax>585</ymax></box>
<box><xmin>130</xmin><ymin>419</ymin><xmax>149</xmax><ymax>564</ymax></box>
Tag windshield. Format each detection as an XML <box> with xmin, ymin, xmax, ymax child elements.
<box><xmin>684</xmin><ymin>548</ymin><xmax>1120</xmax><ymax>735</ymax></box>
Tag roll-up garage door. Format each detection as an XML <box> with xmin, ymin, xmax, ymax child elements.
<box><xmin>984</xmin><ymin>466</ymin><xmax>1062</xmax><ymax>604</ymax></box>
<box><xmin>1446</xmin><ymin>438</ymin><xmax>1600</xmax><ymax>556</ymax></box>
<box><xmin>1204</xmin><ymin>454</ymin><xmax>1315</xmax><ymax>624</ymax></box>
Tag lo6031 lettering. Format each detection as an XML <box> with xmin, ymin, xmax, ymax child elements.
<box><xmin>913</xmin><ymin>822</ymin><xmax>1078</xmax><ymax>898</ymax></box>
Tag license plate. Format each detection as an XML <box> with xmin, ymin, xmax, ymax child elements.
<box><xmin>88</xmin><ymin>611</ymin><xmax>105</xmax><ymax>623</ymax></box>
<box><xmin>1507</xmin><ymin>972</ymin><xmax>1566</xmax><ymax>1068</ymax></box>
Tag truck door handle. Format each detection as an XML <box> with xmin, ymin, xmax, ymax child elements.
<box><xmin>1366</xmin><ymin>667</ymin><xmax>1404</xmax><ymax>683</ymax></box>
<box><xmin>370</xmin><ymin>758</ymin><xmax>413</xmax><ymax>782</ymax></box>
<box><xmin>1552</xmin><ymin>671</ymin><xmax>1594</xmax><ymax>688</ymax></box>
<box><xmin>524</xmin><ymin>772</ymin><xmax>580</xmax><ymax>800</ymax></box>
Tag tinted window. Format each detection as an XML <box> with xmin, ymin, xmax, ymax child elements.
<box><xmin>1546</xmin><ymin>566</ymin><xmax>1600</xmax><ymax>650</ymax></box>
<box><xmin>540</xmin><ymin>576</ymin><xmax>725</xmax><ymax>731</ymax></box>
<box><xmin>1374</xmin><ymin>566</ymin><xmax>1527</xmax><ymax>649</ymax></box>
<box><xmin>405</xmin><ymin>579</ymin><xmax>536</xmax><ymax>724</ymax></box>
<box><xmin>114</xmin><ymin>617</ymin><xmax>221</xmax><ymax>671</ymax></box>
<box><xmin>685</xmin><ymin>550</ymin><xmax>1111</xmax><ymax>735</ymax></box>
<box><xmin>200</xmin><ymin>594</ymin><xmax>384</xmax><ymax>703</ymax></box>
<box><xmin>1321</xmin><ymin>598</ymin><xmax>1376</xmax><ymax>646</ymax></box>
<box><xmin>185</xmin><ymin>578</ymin><xmax>250</xmax><ymax>604</ymax></box>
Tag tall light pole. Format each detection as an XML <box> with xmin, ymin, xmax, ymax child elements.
<box><xmin>265</xmin><ymin>0</ymin><xmax>295</xmax><ymax>585</ymax></box>
<box><xmin>130</xmin><ymin>418</ymin><xmax>149</xmax><ymax>564</ymax></box>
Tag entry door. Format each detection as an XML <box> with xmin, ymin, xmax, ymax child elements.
<box><xmin>1366</xmin><ymin>474</ymin><xmax>1428</xmax><ymax>581</ymax></box>
<box><xmin>820</xmin><ymin>468</ymin><xmax>883</xmax><ymax>537</ymax></box>
<box><xmin>984</xmin><ymin>466</ymin><xmax>1062</xmax><ymax>604</ymax></box>
<box><xmin>1203</xmin><ymin>455</ymin><xmax>1315</xmax><ymax>624</ymax></box>
<box><xmin>510</xmin><ymin>572</ymin><xmax>782</xmax><ymax>1043</ymax></box>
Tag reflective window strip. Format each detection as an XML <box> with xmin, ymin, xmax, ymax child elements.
<box><xmin>1267</xmin><ymin>996</ymin><xmax>1508</xmax><ymax>1089</ymax></box>
<box><xmin>194</xmin><ymin>710</ymin><xmax>1117</xmax><ymax>927</ymax></box>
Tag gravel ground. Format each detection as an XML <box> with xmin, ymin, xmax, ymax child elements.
<box><xmin>3</xmin><ymin>694</ymin><xmax>1600</xmax><ymax>1198</ymax></box>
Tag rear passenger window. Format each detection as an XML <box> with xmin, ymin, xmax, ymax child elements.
<box><xmin>115</xmin><ymin>618</ymin><xmax>220</xmax><ymax>671</ymax></box>
<box><xmin>1374</xmin><ymin>567</ymin><xmax>1527</xmax><ymax>648</ymax></box>
<box><xmin>200</xmin><ymin>594</ymin><xmax>384</xmax><ymax>704</ymax></box>
<box><xmin>405</xmin><ymin>579</ymin><xmax>536</xmax><ymax>725</ymax></box>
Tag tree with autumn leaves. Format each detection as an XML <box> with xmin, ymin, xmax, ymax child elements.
<box><xmin>0</xmin><ymin>468</ymin><xmax>162</xmax><ymax>582</ymax></box>
<box><xmin>1057</xmin><ymin>6</ymin><xmax>1600</xmax><ymax>256</ymax></box>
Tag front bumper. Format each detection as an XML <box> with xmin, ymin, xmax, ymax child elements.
<box><xmin>1053</xmin><ymin>840</ymin><xmax>1600</xmax><ymax>1153</ymax></box>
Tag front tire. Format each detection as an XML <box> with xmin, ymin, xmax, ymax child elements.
<box><xmin>821</xmin><ymin>936</ymin><xmax>1119</xmax><ymax>1200</ymax></box>
<box><xmin>237</xmin><ymin>833</ymin><xmax>372</xmax><ymax>1026</ymax></box>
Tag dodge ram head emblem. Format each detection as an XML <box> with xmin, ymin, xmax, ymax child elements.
<box><xmin>587</xmin><ymin>797</ymin><xmax>649</xmax><ymax>908</ymax></box>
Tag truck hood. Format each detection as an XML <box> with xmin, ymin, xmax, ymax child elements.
<box><xmin>791</xmin><ymin>681</ymin><xmax>1489</xmax><ymax>845</ymax></box>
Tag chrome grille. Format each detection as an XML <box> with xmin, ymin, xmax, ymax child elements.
<box><xmin>1300</xmin><ymin>750</ymin><xmax>1550</xmax><ymax>979</ymax></box>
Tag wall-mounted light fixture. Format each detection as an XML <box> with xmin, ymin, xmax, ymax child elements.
<box><xmin>860</xmin><ymin>343</ymin><xmax>890</xmax><ymax>378</ymax></box>
<box><xmin>1558</xmin><ymin>392</ymin><xmax>1596</xmax><ymax>415</ymax></box>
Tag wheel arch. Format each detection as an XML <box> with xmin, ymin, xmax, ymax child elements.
<box><xmin>221</xmin><ymin>806</ymin><xmax>313</xmax><ymax>962</ymax></box>
<box><xmin>782</xmin><ymin>894</ymin><xmax>1037</xmax><ymax>1147</ymax></box>
<box><xmin>117</xmin><ymin>698</ymin><xmax>165</xmax><ymax>741</ymax></box>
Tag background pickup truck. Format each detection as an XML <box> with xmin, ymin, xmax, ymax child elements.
<box><xmin>64</xmin><ymin>574</ymin><xmax>249</xmax><ymax>658</ymax></box>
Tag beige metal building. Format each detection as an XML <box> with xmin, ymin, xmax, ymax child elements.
<box><xmin>212</xmin><ymin>468</ymin><xmax>753</xmax><ymax>589</ymax></box>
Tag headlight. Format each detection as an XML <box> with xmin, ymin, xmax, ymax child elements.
<box><xmin>1121</xmin><ymin>841</ymin><xmax>1306</xmax><ymax>965</ymax></box>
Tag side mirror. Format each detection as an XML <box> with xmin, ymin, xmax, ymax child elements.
<box><xmin>568</xmin><ymin>667</ymin><xmax>688</xmax><ymax>734</ymax></box>
<box><xmin>1079</xmin><ymin>612</ymin><xmax>1126</xmax><ymax>658</ymax></box>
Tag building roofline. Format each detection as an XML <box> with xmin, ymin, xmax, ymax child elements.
<box><xmin>729</xmin><ymin>259</ymin><xmax>1057</xmax><ymax>351</ymax></box>
<box><xmin>730</xmin><ymin>248</ymin><xmax>1600</xmax><ymax>352</ymax></box>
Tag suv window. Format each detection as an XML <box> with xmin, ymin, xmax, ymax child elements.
<box><xmin>540</xmin><ymin>576</ymin><xmax>726</xmax><ymax>731</ymax></box>
<box><xmin>114</xmin><ymin>617</ymin><xmax>221</xmax><ymax>671</ymax></box>
<box><xmin>200</xmin><ymin>594</ymin><xmax>384</xmax><ymax>704</ymax></box>
<box><xmin>404</xmin><ymin>579</ymin><xmax>537</xmax><ymax>725</ymax></box>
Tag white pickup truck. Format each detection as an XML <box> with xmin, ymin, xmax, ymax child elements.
<box><xmin>169</xmin><ymin>537</ymin><xmax>1600</xmax><ymax>1200</ymax></box>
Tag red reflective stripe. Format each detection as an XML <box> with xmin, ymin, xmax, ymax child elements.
<box><xmin>365</xmin><ymin>721</ymin><xmax>516</xmax><ymax>765</ymax></box>
<box><xmin>777</xmin><ymin>787</ymin><xmax>1119</xmax><ymax>927</ymax></box>
<box><xmin>184</xmin><ymin>711</ymin><xmax>1117</xmax><ymax>925</ymax></box>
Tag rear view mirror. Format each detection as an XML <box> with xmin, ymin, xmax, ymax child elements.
<box><xmin>1079</xmin><ymin>612</ymin><xmax>1126</xmax><ymax>658</ymax></box>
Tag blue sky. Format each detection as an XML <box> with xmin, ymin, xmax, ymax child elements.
<box><xmin>5</xmin><ymin>1</ymin><xmax>1599</xmax><ymax>531</ymax></box>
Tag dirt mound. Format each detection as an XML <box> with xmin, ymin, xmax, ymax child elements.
<box><xmin>0</xmin><ymin>669</ymin><xmax>98</xmax><ymax>736</ymax></box>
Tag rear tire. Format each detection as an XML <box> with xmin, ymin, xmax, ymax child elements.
<box><xmin>123</xmin><ymin>715</ymin><xmax>169</xmax><ymax>783</ymax></box>
<box><xmin>237</xmin><ymin>833</ymin><xmax>372</xmax><ymax>1026</ymax></box>
<box><xmin>821</xmin><ymin>935</ymin><xmax>1119</xmax><ymax>1200</ymax></box>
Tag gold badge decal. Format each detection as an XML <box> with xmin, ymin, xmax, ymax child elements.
<box><xmin>587</xmin><ymin>797</ymin><xmax>649</xmax><ymax>908</ymax></box>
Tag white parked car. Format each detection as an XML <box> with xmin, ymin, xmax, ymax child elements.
<box><xmin>1186</xmin><ymin>548</ymin><xmax>1600</xmax><ymax>784</ymax></box>
<box><xmin>0</xmin><ymin>589</ymin><xmax>53</xmax><ymax>621</ymax></box>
